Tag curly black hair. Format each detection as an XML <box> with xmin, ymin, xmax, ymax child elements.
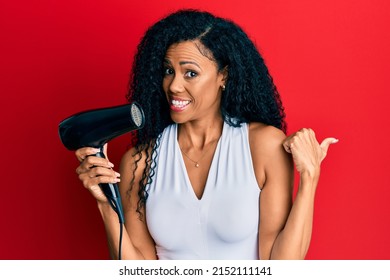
<box><xmin>126</xmin><ymin>9</ymin><xmax>286</xmax><ymax>215</ymax></box>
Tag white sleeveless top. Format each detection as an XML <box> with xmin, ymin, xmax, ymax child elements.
<box><xmin>145</xmin><ymin>121</ymin><xmax>261</xmax><ymax>259</ymax></box>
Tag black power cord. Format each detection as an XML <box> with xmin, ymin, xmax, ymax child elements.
<box><xmin>118</xmin><ymin>222</ymin><xmax>123</xmax><ymax>260</ymax></box>
<box><xmin>95</xmin><ymin>148</ymin><xmax>125</xmax><ymax>260</ymax></box>
<box><xmin>105</xmin><ymin>194</ymin><xmax>124</xmax><ymax>260</ymax></box>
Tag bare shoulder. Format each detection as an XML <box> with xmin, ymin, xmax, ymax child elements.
<box><xmin>248</xmin><ymin>122</ymin><xmax>287</xmax><ymax>154</ymax></box>
<box><xmin>119</xmin><ymin>146</ymin><xmax>150</xmax><ymax>180</ymax></box>
<box><xmin>120</xmin><ymin>147</ymin><xmax>142</xmax><ymax>169</ymax></box>
<box><xmin>118</xmin><ymin>146</ymin><xmax>149</xmax><ymax>206</ymax></box>
<box><xmin>248</xmin><ymin>123</ymin><xmax>292</xmax><ymax>188</ymax></box>
<box><xmin>118</xmin><ymin>144</ymin><xmax>155</xmax><ymax>199</ymax></box>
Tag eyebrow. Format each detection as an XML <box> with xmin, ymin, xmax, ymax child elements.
<box><xmin>164</xmin><ymin>59</ymin><xmax>201</xmax><ymax>69</ymax></box>
<box><xmin>179</xmin><ymin>61</ymin><xmax>201</xmax><ymax>69</ymax></box>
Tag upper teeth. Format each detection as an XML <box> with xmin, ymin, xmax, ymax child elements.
<box><xmin>172</xmin><ymin>100</ymin><xmax>190</xmax><ymax>107</ymax></box>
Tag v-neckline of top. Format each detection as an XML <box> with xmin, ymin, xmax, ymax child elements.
<box><xmin>175</xmin><ymin>121</ymin><xmax>226</xmax><ymax>202</ymax></box>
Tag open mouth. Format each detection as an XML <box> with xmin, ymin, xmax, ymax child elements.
<box><xmin>169</xmin><ymin>98</ymin><xmax>191</xmax><ymax>112</ymax></box>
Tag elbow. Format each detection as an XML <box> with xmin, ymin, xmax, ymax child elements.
<box><xmin>269</xmin><ymin>239</ymin><xmax>309</xmax><ymax>260</ymax></box>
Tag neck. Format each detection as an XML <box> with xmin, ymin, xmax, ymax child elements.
<box><xmin>178</xmin><ymin>117</ymin><xmax>223</xmax><ymax>149</ymax></box>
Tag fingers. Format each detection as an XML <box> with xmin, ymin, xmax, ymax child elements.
<box><xmin>283</xmin><ymin>128</ymin><xmax>315</xmax><ymax>153</ymax></box>
<box><xmin>78</xmin><ymin>167</ymin><xmax>120</xmax><ymax>188</ymax></box>
<box><xmin>79</xmin><ymin>170</ymin><xmax>120</xmax><ymax>203</ymax></box>
<box><xmin>103</xmin><ymin>143</ymin><xmax>109</xmax><ymax>161</ymax></box>
<box><xmin>75</xmin><ymin>147</ymin><xmax>101</xmax><ymax>162</ymax></box>
<box><xmin>76</xmin><ymin>154</ymin><xmax>114</xmax><ymax>174</ymax></box>
<box><xmin>74</xmin><ymin>145</ymin><xmax>119</xmax><ymax>203</ymax></box>
<box><xmin>283</xmin><ymin>134</ymin><xmax>294</xmax><ymax>153</ymax></box>
<box><xmin>283</xmin><ymin>128</ymin><xmax>338</xmax><ymax>176</ymax></box>
<box><xmin>283</xmin><ymin>129</ymin><xmax>338</xmax><ymax>154</ymax></box>
<box><xmin>76</xmin><ymin>161</ymin><xmax>120</xmax><ymax>194</ymax></box>
<box><xmin>283</xmin><ymin>140</ymin><xmax>292</xmax><ymax>153</ymax></box>
<box><xmin>75</xmin><ymin>145</ymin><xmax>118</xmax><ymax>186</ymax></box>
<box><xmin>78</xmin><ymin>165</ymin><xmax>119</xmax><ymax>178</ymax></box>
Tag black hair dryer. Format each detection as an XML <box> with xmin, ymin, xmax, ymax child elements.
<box><xmin>58</xmin><ymin>102</ymin><xmax>145</xmax><ymax>224</ymax></box>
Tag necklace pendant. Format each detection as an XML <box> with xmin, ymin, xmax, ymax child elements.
<box><xmin>195</xmin><ymin>163</ymin><xmax>199</xmax><ymax>168</ymax></box>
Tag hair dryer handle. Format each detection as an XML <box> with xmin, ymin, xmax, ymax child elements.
<box><xmin>95</xmin><ymin>147</ymin><xmax>125</xmax><ymax>224</ymax></box>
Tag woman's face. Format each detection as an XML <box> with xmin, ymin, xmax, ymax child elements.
<box><xmin>162</xmin><ymin>41</ymin><xmax>226</xmax><ymax>124</ymax></box>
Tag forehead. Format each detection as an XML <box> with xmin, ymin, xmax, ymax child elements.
<box><xmin>164</xmin><ymin>41</ymin><xmax>215</xmax><ymax>66</ymax></box>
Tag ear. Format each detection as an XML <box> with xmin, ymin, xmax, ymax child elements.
<box><xmin>219</xmin><ymin>66</ymin><xmax>228</xmax><ymax>87</ymax></box>
<box><xmin>221</xmin><ymin>66</ymin><xmax>228</xmax><ymax>83</ymax></box>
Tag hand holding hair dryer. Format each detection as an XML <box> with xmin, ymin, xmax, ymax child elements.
<box><xmin>58</xmin><ymin>102</ymin><xmax>145</xmax><ymax>224</ymax></box>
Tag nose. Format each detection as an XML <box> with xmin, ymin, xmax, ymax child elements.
<box><xmin>168</xmin><ymin>74</ymin><xmax>185</xmax><ymax>93</ymax></box>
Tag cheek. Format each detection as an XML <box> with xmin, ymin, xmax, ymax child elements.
<box><xmin>201</xmin><ymin>78</ymin><xmax>221</xmax><ymax>97</ymax></box>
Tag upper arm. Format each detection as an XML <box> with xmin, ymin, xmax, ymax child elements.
<box><xmin>119</xmin><ymin>147</ymin><xmax>157</xmax><ymax>259</ymax></box>
<box><xmin>249</xmin><ymin>123</ymin><xmax>294</xmax><ymax>260</ymax></box>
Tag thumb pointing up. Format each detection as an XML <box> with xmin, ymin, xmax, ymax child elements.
<box><xmin>320</xmin><ymin>138</ymin><xmax>339</xmax><ymax>161</ymax></box>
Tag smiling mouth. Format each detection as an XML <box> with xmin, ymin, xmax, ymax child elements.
<box><xmin>169</xmin><ymin>98</ymin><xmax>191</xmax><ymax>111</ymax></box>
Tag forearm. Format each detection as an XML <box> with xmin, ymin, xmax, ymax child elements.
<box><xmin>271</xmin><ymin>172</ymin><xmax>319</xmax><ymax>259</ymax></box>
<box><xmin>98</xmin><ymin>202</ymin><xmax>144</xmax><ymax>259</ymax></box>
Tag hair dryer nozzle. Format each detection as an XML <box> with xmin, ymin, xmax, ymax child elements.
<box><xmin>58</xmin><ymin>102</ymin><xmax>144</xmax><ymax>150</ymax></box>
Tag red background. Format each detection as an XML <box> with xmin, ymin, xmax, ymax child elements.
<box><xmin>1</xmin><ymin>0</ymin><xmax>389</xmax><ymax>259</ymax></box>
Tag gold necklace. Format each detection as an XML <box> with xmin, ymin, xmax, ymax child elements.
<box><xmin>179</xmin><ymin>143</ymin><xmax>216</xmax><ymax>168</ymax></box>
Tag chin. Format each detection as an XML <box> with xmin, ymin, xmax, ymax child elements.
<box><xmin>170</xmin><ymin>115</ymin><xmax>187</xmax><ymax>124</ymax></box>
<box><xmin>169</xmin><ymin>111</ymin><xmax>193</xmax><ymax>124</ymax></box>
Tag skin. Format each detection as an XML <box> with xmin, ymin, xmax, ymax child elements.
<box><xmin>75</xmin><ymin>40</ymin><xmax>337</xmax><ymax>259</ymax></box>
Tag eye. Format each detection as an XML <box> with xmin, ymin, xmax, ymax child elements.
<box><xmin>184</xmin><ymin>70</ymin><xmax>198</xmax><ymax>78</ymax></box>
<box><xmin>164</xmin><ymin>67</ymin><xmax>174</xmax><ymax>76</ymax></box>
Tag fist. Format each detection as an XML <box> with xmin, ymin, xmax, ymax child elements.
<box><xmin>283</xmin><ymin>128</ymin><xmax>338</xmax><ymax>178</ymax></box>
<box><xmin>75</xmin><ymin>144</ymin><xmax>121</xmax><ymax>203</ymax></box>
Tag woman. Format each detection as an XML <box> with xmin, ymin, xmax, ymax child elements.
<box><xmin>75</xmin><ymin>9</ymin><xmax>337</xmax><ymax>260</ymax></box>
